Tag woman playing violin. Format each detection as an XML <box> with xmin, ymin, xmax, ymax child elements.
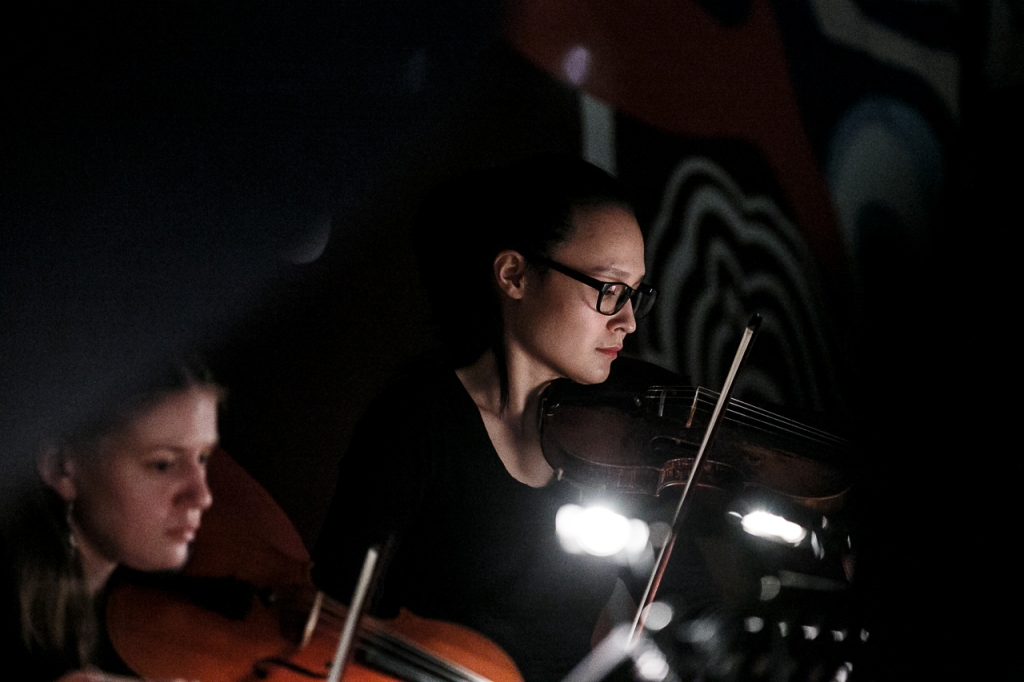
<box><xmin>1</xmin><ymin>358</ymin><xmax>221</xmax><ymax>682</ymax></box>
<box><xmin>313</xmin><ymin>156</ymin><xmax>663</xmax><ymax>681</ymax></box>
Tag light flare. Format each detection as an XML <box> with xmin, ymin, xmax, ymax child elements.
<box><xmin>556</xmin><ymin>504</ymin><xmax>649</xmax><ymax>558</ymax></box>
<box><xmin>562</xmin><ymin>45</ymin><xmax>591</xmax><ymax>85</ymax></box>
<box><xmin>634</xmin><ymin>649</ymin><xmax>671</xmax><ymax>681</ymax></box>
<box><xmin>640</xmin><ymin>602</ymin><xmax>673</xmax><ymax>632</ymax></box>
<box><xmin>741</xmin><ymin>510</ymin><xmax>808</xmax><ymax>545</ymax></box>
<box><xmin>744</xmin><ymin>616</ymin><xmax>764</xmax><ymax>633</ymax></box>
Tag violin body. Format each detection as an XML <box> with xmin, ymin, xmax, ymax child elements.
<box><xmin>108</xmin><ymin>578</ymin><xmax>360</xmax><ymax>682</ymax></box>
<box><xmin>108</xmin><ymin>581</ymin><xmax>519</xmax><ymax>682</ymax></box>
<box><xmin>540</xmin><ymin>379</ymin><xmax>852</xmax><ymax>513</ymax></box>
<box><xmin>107</xmin><ymin>449</ymin><xmax>522</xmax><ymax>682</ymax></box>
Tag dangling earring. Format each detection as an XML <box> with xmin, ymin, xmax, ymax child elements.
<box><xmin>65</xmin><ymin>499</ymin><xmax>78</xmax><ymax>552</ymax></box>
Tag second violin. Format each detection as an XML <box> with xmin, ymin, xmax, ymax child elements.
<box><xmin>106</xmin><ymin>449</ymin><xmax>523</xmax><ymax>682</ymax></box>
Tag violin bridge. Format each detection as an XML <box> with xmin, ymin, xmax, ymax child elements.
<box><xmin>685</xmin><ymin>389</ymin><xmax>702</xmax><ymax>429</ymax></box>
<box><xmin>300</xmin><ymin>590</ymin><xmax>324</xmax><ymax>649</ymax></box>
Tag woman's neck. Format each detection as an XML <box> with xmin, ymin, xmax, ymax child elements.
<box><xmin>456</xmin><ymin>348</ymin><xmax>556</xmax><ymax>487</ymax></box>
<box><xmin>72</xmin><ymin>525</ymin><xmax>118</xmax><ymax>595</ymax></box>
<box><xmin>457</xmin><ymin>348</ymin><xmax>556</xmax><ymax>416</ymax></box>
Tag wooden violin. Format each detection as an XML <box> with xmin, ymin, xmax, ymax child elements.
<box><xmin>539</xmin><ymin>363</ymin><xmax>853</xmax><ymax>514</ymax></box>
<box><xmin>106</xmin><ymin>449</ymin><xmax>522</xmax><ymax>682</ymax></box>
<box><xmin>539</xmin><ymin>317</ymin><xmax>855</xmax><ymax>644</ymax></box>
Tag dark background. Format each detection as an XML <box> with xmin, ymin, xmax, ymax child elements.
<box><xmin>2</xmin><ymin>0</ymin><xmax>1019</xmax><ymax>678</ymax></box>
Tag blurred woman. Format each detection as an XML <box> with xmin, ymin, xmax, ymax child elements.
<box><xmin>1</xmin><ymin>358</ymin><xmax>221</xmax><ymax>682</ymax></box>
<box><xmin>313</xmin><ymin>156</ymin><xmax>660</xmax><ymax>681</ymax></box>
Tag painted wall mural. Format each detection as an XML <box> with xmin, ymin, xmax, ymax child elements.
<box><xmin>639</xmin><ymin>156</ymin><xmax>844</xmax><ymax>414</ymax></box>
<box><xmin>508</xmin><ymin>0</ymin><xmax>961</xmax><ymax>422</ymax></box>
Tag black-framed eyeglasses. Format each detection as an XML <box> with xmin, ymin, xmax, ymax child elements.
<box><xmin>530</xmin><ymin>255</ymin><xmax>658</xmax><ymax>319</ymax></box>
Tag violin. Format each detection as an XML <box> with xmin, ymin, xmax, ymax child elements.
<box><xmin>106</xmin><ymin>449</ymin><xmax>522</xmax><ymax>682</ymax></box>
<box><xmin>539</xmin><ymin>317</ymin><xmax>855</xmax><ymax>644</ymax></box>
<box><xmin>539</xmin><ymin>360</ymin><xmax>853</xmax><ymax>514</ymax></box>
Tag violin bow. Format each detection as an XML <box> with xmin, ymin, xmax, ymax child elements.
<box><xmin>326</xmin><ymin>546</ymin><xmax>381</xmax><ymax>682</ymax></box>
<box><xmin>628</xmin><ymin>314</ymin><xmax>762</xmax><ymax>645</ymax></box>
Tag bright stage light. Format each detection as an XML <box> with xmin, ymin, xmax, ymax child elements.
<box><xmin>741</xmin><ymin>510</ymin><xmax>808</xmax><ymax>546</ymax></box>
<box><xmin>556</xmin><ymin>504</ymin><xmax>649</xmax><ymax>558</ymax></box>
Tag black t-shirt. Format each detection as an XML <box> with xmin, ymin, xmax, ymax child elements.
<box><xmin>312</xmin><ymin>365</ymin><xmax>623</xmax><ymax>682</ymax></box>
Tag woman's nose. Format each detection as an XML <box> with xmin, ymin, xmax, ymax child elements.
<box><xmin>612</xmin><ymin>301</ymin><xmax>637</xmax><ymax>334</ymax></box>
<box><xmin>179</xmin><ymin>460</ymin><xmax>213</xmax><ymax>511</ymax></box>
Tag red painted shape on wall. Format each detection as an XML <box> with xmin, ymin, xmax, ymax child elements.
<box><xmin>506</xmin><ymin>0</ymin><xmax>849</xmax><ymax>275</ymax></box>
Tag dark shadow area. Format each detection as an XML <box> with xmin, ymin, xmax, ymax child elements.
<box><xmin>3</xmin><ymin>1</ymin><xmax>1020</xmax><ymax>679</ymax></box>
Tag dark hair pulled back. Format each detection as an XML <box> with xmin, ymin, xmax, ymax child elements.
<box><xmin>413</xmin><ymin>154</ymin><xmax>633</xmax><ymax>404</ymax></box>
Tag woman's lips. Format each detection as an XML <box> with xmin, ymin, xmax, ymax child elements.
<box><xmin>168</xmin><ymin>525</ymin><xmax>199</xmax><ymax>543</ymax></box>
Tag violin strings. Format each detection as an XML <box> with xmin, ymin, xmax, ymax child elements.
<box><xmin>663</xmin><ymin>388</ymin><xmax>850</xmax><ymax>451</ymax></box>
<box><xmin>720</xmin><ymin>402</ymin><xmax>846</xmax><ymax>447</ymax></box>
<box><xmin>311</xmin><ymin>600</ymin><xmax>487</xmax><ymax>682</ymax></box>
<box><xmin>687</xmin><ymin>387</ymin><xmax>849</xmax><ymax>445</ymax></box>
<box><xmin>359</xmin><ymin>628</ymin><xmax>491</xmax><ymax>682</ymax></box>
<box><xmin>644</xmin><ymin>387</ymin><xmax>848</xmax><ymax>446</ymax></box>
<box><xmin>717</xmin><ymin>406</ymin><xmax>847</xmax><ymax>450</ymax></box>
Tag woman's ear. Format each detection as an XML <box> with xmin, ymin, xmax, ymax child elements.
<box><xmin>493</xmin><ymin>250</ymin><xmax>529</xmax><ymax>301</ymax></box>
<box><xmin>37</xmin><ymin>443</ymin><xmax>78</xmax><ymax>501</ymax></box>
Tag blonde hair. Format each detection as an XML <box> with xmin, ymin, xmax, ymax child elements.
<box><xmin>3</xmin><ymin>354</ymin><xmax>221</xmax><ymax>674</ymax></box>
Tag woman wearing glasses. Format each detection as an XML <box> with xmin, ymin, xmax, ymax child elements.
<box><xmin>1</xmin><ymin>358</ymin><xmax>220</xmax><ymax>682</ymax></box>
<box><xmin>313</xmin><ymin>156</ymin><xmax>658</xmax><ymax>682</ymax></box>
